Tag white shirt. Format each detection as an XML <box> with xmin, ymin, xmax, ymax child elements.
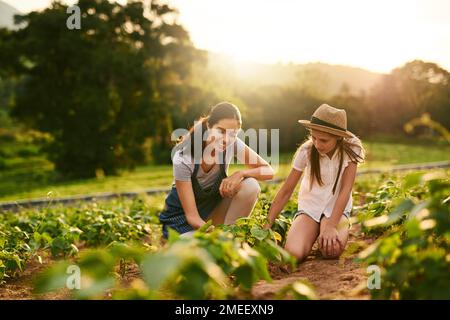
<box><xmin>291</xmin><ymin>137</ymin><xmax>364</xmax><ymax>222</ymax></box>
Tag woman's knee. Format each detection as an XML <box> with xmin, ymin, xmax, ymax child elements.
<box><xmin>236</xmin><ymin>177</ymin><xmax>261</xmax><ymax>199</ymax></box>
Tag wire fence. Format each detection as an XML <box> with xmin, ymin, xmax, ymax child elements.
<box><xmin>1</xmin><ymin>160</ymin><xmax>449</xmax><ymax>212</ymax></box>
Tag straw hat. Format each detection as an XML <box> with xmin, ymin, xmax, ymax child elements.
<box><xmin>298</xmin><ymin>104</ymin><xmax>354</xmax><ymax>138</ymax></box>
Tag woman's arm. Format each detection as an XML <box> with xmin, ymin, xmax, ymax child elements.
<box><xmin>175</xmin><ymin>180</ymin><xmax>206</xmax><ymax>229</ymax></box>
<box><xmin>266</xmin><ymin>168</ymin><xmax>302</xmax><ymax>227</ymax></box>
<box><xmin>220</xmin><ymin>143</ymin><xmax>275</xmax><ymax>197</ymax></box>
<box><xmin>236</xmin><ymin>143</ymin><xmax>275</xmax><ymax>180</ymax></box>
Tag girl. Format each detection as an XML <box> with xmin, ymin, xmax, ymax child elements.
<box><xmin>266</xmin><ymin>103</ymin><xmax>365</xmax><ymax>260</ymax></box>
<box><xmin>159</xmin><ymin>102</ymin><xmax>275</xmax><ymax>238</ymax></box>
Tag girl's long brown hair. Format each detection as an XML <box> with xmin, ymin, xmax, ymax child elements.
<box><xmin>301</xmin><ymin>133</ymin><xmax>365</xmax><ymax>194</ymax></box>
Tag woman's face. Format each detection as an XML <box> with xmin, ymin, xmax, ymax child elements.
<box><xmin>207</xmin><ymin>118</ymin><xmax>241</xmax><ymax>151</ymax></box>
<box><xmin>310</xmin><ymin>129</ymin><xmax>340</xmax><ymax>155</ymax></box>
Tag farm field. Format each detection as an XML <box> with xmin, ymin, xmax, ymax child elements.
<box><xmin>1</xmin><ymin>168</ymin><xmax>448</xmax><ymax>300</ymax></box>
<box><xmin>1</xmin><ymin>0</ymin><xmax>449</xmax><ymax>308</ymax></box>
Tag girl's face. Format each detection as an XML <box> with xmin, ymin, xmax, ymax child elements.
<box><xmin>310</xmin><ymin>129</ymin><xmax>340</xmax><ymax>155</ymax></box>
<box><xmin>207</xmin><ymin>118</ymin><xmax>241</xmax><ymax>151</ymax></box>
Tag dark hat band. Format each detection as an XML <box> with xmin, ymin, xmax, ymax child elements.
<box><xmin>310</xmin><ymin>116</ymin><xmax>346</xmax><ymax>132</ymax></box>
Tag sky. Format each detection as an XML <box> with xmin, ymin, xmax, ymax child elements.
<box><xmin>4</xmin><ymin>0</ymin><xmax>450</xmax><ymax>73</ymax></box>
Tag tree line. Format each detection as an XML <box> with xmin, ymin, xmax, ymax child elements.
<box><xmin>0</xmin><ymin>0</ymin><xmax>449</xmax><ymax>178</ymax></box>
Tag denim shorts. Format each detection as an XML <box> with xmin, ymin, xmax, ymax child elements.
<box><xmin>293</xmin><ymin>209</ymin><xmax>352</xmax><ymax>228</ymax></box>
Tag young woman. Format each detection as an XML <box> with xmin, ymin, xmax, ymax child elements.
<box><xmin>159</xmin><ymin>102</ymin><xmax>274</xmax><ymax>238</ymax></box>
<box><xmin>266</xmin><ymin>103</ymin><xmax>365</xmax><ymax>261</ymax></box>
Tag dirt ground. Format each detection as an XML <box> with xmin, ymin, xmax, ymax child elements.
<box><xmin>0</xmin><ymin>224</ymin><xmax>373</xmax><ymax>300</ymax></box>
<box><xmin>0</xmin><ymin>254</ymin><xmax>71</xmax><ymax>300</ymax></box>
<box><xmin>252</xmin><ymin>224</ymin><xmax>373</xmax><ymax>300</ymax></box>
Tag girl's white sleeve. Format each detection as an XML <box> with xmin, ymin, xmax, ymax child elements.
<box><xmin>291</xmin><ymin>145</ymin><xmax>308</xmax><ymax>172</ymax></box>
<box><xmin>344</xmin><ymin>137</ymin><xmax>365</xmax><ymax>168</ymax></box>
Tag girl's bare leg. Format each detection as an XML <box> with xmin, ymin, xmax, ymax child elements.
<box><xmin>284</xmin><ymin>214</ymin><xmax>320</xmax><ymax>262</ymax></box>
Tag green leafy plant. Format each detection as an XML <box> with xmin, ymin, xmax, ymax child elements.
<box><xmin>0</xmin><ymin>196</ymin><xmax>160</xmax><ymax>282</ymax></box>
<box><xmin>275</xmin><ymin>280</ymin><xmax>317</xmax><ymax>300</ymax></box>
<box><xmin>34</xmin><ymin>225</ymin><xmax>291</xmax><ymax>299</ymax></box>
<box><xmin>355</xmin><ymin>173</ymin><xmax>431</xmax><ymax>237</ymax></box>
<box><xmin>358</xmin><ymin>172</ymin><xmax>450</xmax><ymax>299</ymax></box>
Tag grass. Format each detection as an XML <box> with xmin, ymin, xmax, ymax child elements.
<box><xmin>0</xmin><ymin>139</ymin><xmax>449</xmax><ymax>202</ymax></box>
<box><xmin>0</xmin><ymin>165</ymin><xmax>174</xmax><ymax>202</ymax></box>
<box><xmin>363</xmin><ymin>141</ymin><xmax>450</xmax><ymax>166</ymax></box>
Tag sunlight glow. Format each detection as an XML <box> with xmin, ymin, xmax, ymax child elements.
<box><xmin>4</xmin><ymin>0</ymin><xmax>450</xmax><ymax>73</ymax></box>
<box><xmin>170</xmin><ymin>0</ymin><xmax>450</xmax><ymax>73</ymax></box>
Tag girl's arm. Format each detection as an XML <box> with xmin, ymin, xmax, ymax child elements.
<box><xmin>220</xmin><ymin>144</ymin><xmax>275</xmax><ymax>197</ymax></box>
<box><xmin>175</xmin><ymin>180</ymin><xmax>206</xmax><ymax>229</ymax></box>
<box><xmin>266</xmin><ymin>168</ymin><xmax>302</xmax><ymax>227</ymax></box>
<box><xmin>318</xmin><ymin>162</ymin><xmax>357</xmax><ymax>255</ymax></box>
<box><xmin>322</xmin><ymin>161</ymin><xmax>358</xmax><ymax>229</ymax></box>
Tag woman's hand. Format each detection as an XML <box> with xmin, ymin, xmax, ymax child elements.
<box><xmin>318</xmin><ymin>223</ymin><xmax>342</xmax><ymax>257</ymax></box>
<box><xmin>186</xmin><ymin>215</ymin><xmax>206</xmax><ymax>230</ymax></box>
<box><xmin>219</xmin><ymin>171</ymin><xmax>243</xmax><ymax>198</ymax></box>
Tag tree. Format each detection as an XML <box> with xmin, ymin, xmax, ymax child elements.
<box><xmin>330</xmin><ymin>83</ymin><xmax>367</xmax><ymax>136</ymax></box>
<box><xmin>369</xmin><ymin>60</ymin><xmax>450</xmax><ymax>134</ymax></box>
<box><xmin>0</xmin><ymin>0</ymin><xmax>199</xmax><ymax>177</ymax></box>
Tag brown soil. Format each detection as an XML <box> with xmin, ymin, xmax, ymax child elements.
<box><xmin>252</xmin><ymin>223</ymin><xmax>374</xmax><ymax>300</ymax></box>
<box><xmin>0</xmin><ymin>254</ymin><xmax>71</xmax><ymax>300</ymax></box>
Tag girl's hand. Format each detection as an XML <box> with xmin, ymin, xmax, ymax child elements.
<box><xmin>318</xmin><ymin>225</ymin><xmax>342</xmax><ymax>257</ymax></box>
<box><xmin>263</xmin><ymin>221</ymin><xmax>273</xmax><ymax>230</ymax></box>
<box><xmin>263</xmin><ymin>216</ymin><xmax>275</xmax><ymax>230</ymax></box>
<box><xmin>219</xmin><ymin>172</ymin><xmax>243</xmax><ymax>198</ymax></box>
